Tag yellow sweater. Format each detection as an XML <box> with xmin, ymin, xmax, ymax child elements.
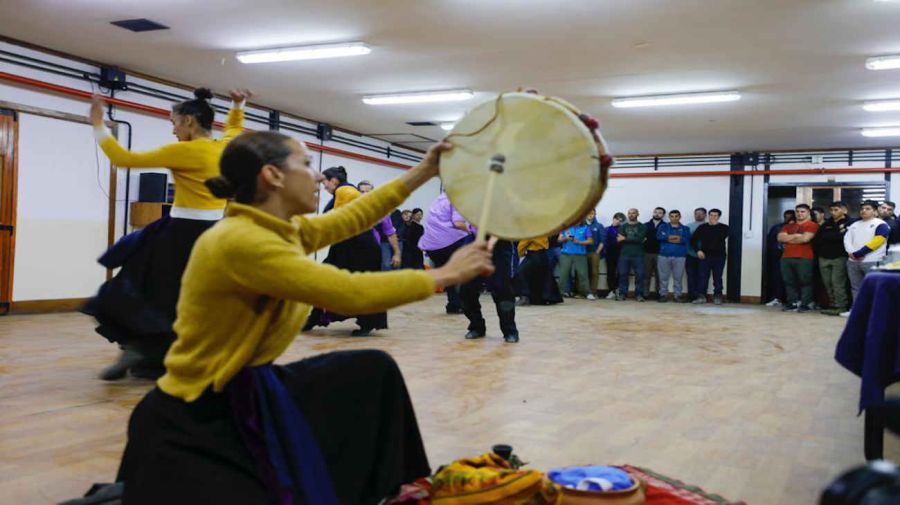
<box><xmin>95</xmin><ymin>106</ymin><xmax>245</xmax><ymax>210</ymax></box>
<box><xmin>158</xmin><ymin>179</ymin><xmax>436</xmax><ymax>401</ymax></box>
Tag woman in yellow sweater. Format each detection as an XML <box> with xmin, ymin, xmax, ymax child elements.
<box><xmin>116</xmin><ymin>131</ymin><xmax>494</xmax><ymax>505</ymax></box>
<box><xmin>82</xmin><ymin>88</ymin><xmax>250</xmax><ymax>381</ymax></box>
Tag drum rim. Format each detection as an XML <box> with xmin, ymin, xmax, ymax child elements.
<box><xmin>441</xmin><ymin>92</ymin><xmax>603</xmax><ymax>240</ymax></box>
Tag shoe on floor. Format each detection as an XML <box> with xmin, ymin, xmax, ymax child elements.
<box><xmin>605</xmin><ymin>291</ymin><xmax>617</xmax><ymax>300</ymax></box>
<box><xmin>713</xmin><ymin>296</ymin><xmax>722</xmax><ymax>305</ymax></box>
<box><xmin>616</xmin><ymin>294</ymin><xmax>625</xmax><ymax>301</ymax></box>
<box><xmin>351</xmin><ymin>328</ymin><xmax>373</xmax><ymax>337</ymax></box>
<box><xmin>586</xmin><ymin>294</ymin><xmax>596</xmax><ymax>300</ymax></box>
<box><xmin>782</xmin><ymin>303</ymin><xmax>798</xmax><ymax>312</ymax></box>
<box><xmin>99</xmin><ymin>349</ymin><xmax>144</xmax><ymax>381</ymax></box>
<box><xmin>692</xmin><ymin>297</ymin><xmax>706</xmax><ymax>304</ymax></box>
<box><xmin>563</xmin><ymin>292</ymin><xmax>574</xmax><ymax>298</ymax></box>
<box><xmin>503</xmin><ymin>333</ymin><xmax>519</xmax><ymax>343</ymax></box>
<box><xmin>765</xmin><ymin>298</ymin><xmax>782</xmax><ymax>307</ymax></box>
<box><xmin>130</xmin><ymin>366</ymin><xmax>165</xmax><ymax>380</ymax></box>
<box><xmin>796</xmin><ymin>305</ymin><xmax>810</xmax><ymax>313</ymax></box>
<box><xmin>840</xmin><ymin>310</ymin><xmax>851</xmax><ymax>318</ymax></box>
<box><xmin>677</xmin><ymin>296</ymin><xmax>691</xmax><ymax>303</ymax></box>
<box><xmin>465</xmin><ymin>329</ymin><xmax>486</xmax><ymax>340</ymax></box>
<box><xmin>657</xmin><ymin>296</ymin><xmax>668</xmax><ymax>303</ymax></box>
<box><xmin>516</xmin><ymin>297</ymin><xmax>531</xmax><ymax>306</ymax></box>
<box><xmin>636</xmin><ymin>296</ymin><xmax>646</xmax><ymax>302</ymax></box>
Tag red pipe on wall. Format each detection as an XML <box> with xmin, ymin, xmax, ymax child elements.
<box><xmin>2</xmin><ymin>70</ymin><xmax>899</xmax><ymax>179</ymax></box>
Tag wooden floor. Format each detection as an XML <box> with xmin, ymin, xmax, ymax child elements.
<box><xmin>0</xmin><ymin>297</ymin><xmax>876</xmax><ymax>504</ymax></box>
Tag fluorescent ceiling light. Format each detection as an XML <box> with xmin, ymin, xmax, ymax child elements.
<box><xmin>236</xmin><ymin>42</ymin><xmax>370</xmax><ymax>64</ymax></box>
<box><xmin>864</xmin><ymin>99</ymin><xmax>900</xmax><ymax>112</ymax></box>
<box><xmin>438</xmin><ymin>122</ymin><xmax>456</xmax><ymax>131</ymax></box>
<box><xmin>611</xmin><ymin>91</ymin><xmax>741</xmax><ymax>108</ymax></box>
<box><xmin>861</xmin><ymin>127</ymin><xmax>900</xmax><ymax>137</ymax></box>
<box><xmin>866</xmin><ymin>55</ymin><xmax>900</xmax><ymax>70</ymax></box>
<box><xmin>362</xmin><ymin>89</ymin><xmax>474</xmax><ymax>105</ymax></box>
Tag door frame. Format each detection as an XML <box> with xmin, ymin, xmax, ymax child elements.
<box><xmin>0</xmin><ymin>109</ymin><xmax>18</xmax><ymax>314</ymax></box>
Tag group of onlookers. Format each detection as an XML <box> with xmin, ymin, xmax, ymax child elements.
<box><xmin>767</xmin><ymin>200</ymin><xmax>898</xmax><ymax>316</ymax></box>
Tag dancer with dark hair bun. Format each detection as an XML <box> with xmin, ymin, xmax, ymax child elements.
<box><xmin>83</xmin><ymin>87</ymin><xmax>251</xmax><ymax>380</ymax></box>
<box><xmin>116</xmin><ymin>132</ymin><xmax>493</xmax><ymax>505</ymax></box>
<box><xmin>303</xmin><ymin>165</ymin><xmax>389</xmax><ymax>336</ymax></box>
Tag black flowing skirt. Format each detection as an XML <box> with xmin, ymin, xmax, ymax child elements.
<box><xmin>82</xmin><ymin>217</ymin><xmax>215</xmax><ymax>359</ymax></box>
<box><xmin>305</xmin><ymin>231</ymin><xmax>387</xmax><ymax>331</ymax></box>
<box><xmin>117</xmin><ymin>350</ymin><xmax>430</xmax><ymax>505</ymax></box>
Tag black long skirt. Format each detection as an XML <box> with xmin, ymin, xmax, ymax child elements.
<box><xmin>118</xmin><ymin>350</ymin><xmax>430</xmax><ymax>505</ymax></box>
<box><xmin>82</xmin><ymin>217</ymin><xmax>215</xmax><ymax>362</ymax></box>
<box><xmin>305</xmin><ymin>231</ymin><xmax>387</xmax><ymax>331</ymax></box>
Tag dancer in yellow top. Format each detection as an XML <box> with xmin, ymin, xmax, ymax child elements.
<box><xmin>117</xmin><ymin>131</ymin><xmax>495</xmax><ymax>505</ymax></box>
<box><xmin>83</xmin><ymin>87</ymin><xmax>251</xmax><ymax>381</ymax></box>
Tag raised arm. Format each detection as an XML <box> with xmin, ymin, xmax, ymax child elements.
<box><xmin>222</xmin><ymin>89</ymin><xmax>251</xmax><ymax>142</ymax></box>
<box><xmin>225</xmin><ymin>232</ymin><xmax>493</xmax><ymax>315</ymax></box>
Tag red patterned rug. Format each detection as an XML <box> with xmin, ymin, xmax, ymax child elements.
<box><xmin>620</xmin><ymin>465</ymin><xmax>747</xmax><ymax>505</ymax></box>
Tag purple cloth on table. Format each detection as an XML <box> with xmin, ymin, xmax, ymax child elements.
<box><xmin>418</xmin><ymin>193</ymin><xmax>469</xmax><ymax>251</ymax></box>
<box><xmin>228</xmin><ymin>366</ymin><xmax>339</xmax><ymax>505</ymax></box>
<box><xmin>373</xmin><ymin>215</ymin><xmax>396</xmax><ymax>243</ymax></box>
<box><xmin>835</xmin><ymin>272</ymin><xmax>900</xmax><ymax>414</ymax></box>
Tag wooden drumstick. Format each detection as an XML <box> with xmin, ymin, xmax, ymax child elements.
<box><xmin>475</xmin><ymin>154</ymin><xmax>506</xmax><ymax>243</ymax></box>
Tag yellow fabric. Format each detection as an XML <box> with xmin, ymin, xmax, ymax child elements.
<box><xmin>97</xmin><ymin>108</ymin><xmax>245</xmax><ymax>209</ymax></box>
<box><xmin>334</xmin><ymin>185</ymin><xmax>361</xmax><ymax>209</ymax></box>
<box><xmin>158</xmin><ymin>179</ymin><xmax>435</xmax><ymax>401</ymax></box>
<box><xmin>517</xmin><ymin>237</ymin><xmax>550</xmax><ymax>257</ymax></box>
<box><xmin>431</xmin><ymin>453</ymin><xmax>559</xmax><ymax>505</ymax></box>
<box><xmin>866</xmin><ymin>234</ymin><xmax>887</xmax><ymax>251</ymax></box>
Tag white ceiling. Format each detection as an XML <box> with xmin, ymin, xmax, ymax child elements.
<box><xmin>3</xmin><ymin>0</ymin><xmax>900</xmax><ymax>155</ymax></box>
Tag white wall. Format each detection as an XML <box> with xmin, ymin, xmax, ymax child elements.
<box><xmin>12</xmin><ymin>114</ymin><xmax>110</xmax><ymax>300</ymax></box>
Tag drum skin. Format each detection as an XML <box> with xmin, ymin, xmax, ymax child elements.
<box><xmin>441</xmin><ymin>92</ymin><xmax>606</xmax><ymax>240</ymax></box>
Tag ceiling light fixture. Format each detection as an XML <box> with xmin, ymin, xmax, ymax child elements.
<box><xmin>866</xmin><ymin>55</ymin><xmax>900</xmax><ymax>70</ymax></box>
<box><xmin>611</xmin><ymin>91</ymin><xmax>741</xmax><ymax>108</ymax></box>
<box><xmin>861</xmin><ymin>127</ymin><xmax>900</xmax><ymax>137</ymax></box>
<box><xmin>362</xmin><ymin>89</ymin><xmax>474</xmax><ymax>105</ymax></box>
<box><xmin>439</xmin><ymin>122</ymin><xmax>456</xmax><ymax>131</ymax></box>
<box><xmin>863</xmin><ymin>99</ymin><xmax>900</xmax><ymax>112</ymax></box>
<box><xmin>236</xmin><ymin>42</ymin><xmax>371</xmax><ymax>64</ymax></box>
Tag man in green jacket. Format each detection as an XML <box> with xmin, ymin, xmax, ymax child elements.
<box><xmin>616</xmin><ymin>208</ymin><xmax>648</xmax><ymax>301</ymax></box>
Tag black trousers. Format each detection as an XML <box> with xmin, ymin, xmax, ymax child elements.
<box><xmin>515</xmin><ymin>250</ymin><xmax>555</xmax><ymax>305</ymax></box>
<box><xmin>424</xmin><ymin>238</ymin><xmax>468</xmax><ymax>312</ymax></box>
<box><xmin>460</xmin><ymin>241</ymin><xmax>517</xmax><ymax>336</ymax></box>
<box><xmin>118</xmin><ymin>350</ymin><xmax>429</xmax><ymax>505</ymax></box>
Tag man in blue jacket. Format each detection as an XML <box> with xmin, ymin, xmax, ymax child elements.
<box><xmin>656</xmin><ymin>210</ymin><xmax>692</xmax><ymax>302</ymax></box>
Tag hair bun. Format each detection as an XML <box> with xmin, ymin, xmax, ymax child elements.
<box><xmin>193</xmin><ymin>87</ymin><xmax>214</xmax><ymax>101</ymax></box>
<box><xmin>205</xmin><ymin>175</ymin><xmax>237</xmax><ymax>199</ymax></box>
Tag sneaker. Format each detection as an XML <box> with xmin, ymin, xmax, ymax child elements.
<box><xmin>352</xmin><ymin>327</ymin><xmax>373</xmax><ymax>337</ymax></box>
<box><xmin>677</xmin><ymin>296</ymin><xmax>691</xmax><ymax>303</ymax></box>
<box><xmin>713</xmin><ymin>296</ymin><xmax>722</xmax><ymax>305</ymax></box>
<box><xmin>840</xmin><ymin>311</ymin><xmax>851</xmax><ymax>318</ymax></box>
<box><xmin>796</xmin><ymin>305</ymin><xmax>810</xmax><ymax>313</ymax></box>
<box><xmin>692</xmin><ymin>297</ymin><xmax>706</xmax><ymax>304</ymax></box>
<box><xmin>657</xmin><ymin>296</ymin><xmax>668</xmax><ymax>303</ymax></box>
<box><xmin>503</xmin><ymin>333</ymin><xmax>519</xmax><ymax>343</ymax></box>
<box><xmin>563</xmin><ymin>292</ymin><xmax>574</xmax><ymax>299</ymax></box>
<box><xmin>821</xmin><ymin>308</ymin><xmax>841</xmax><ymax>316</ymax></box>
<box><xmin>616</xmin><ymin>294</ymin><xmax>625</xmax><ymax>301</ymax></box>
<box><xmin>765</xmin><ymin>298</ymin><xmax>782</xmax><ymax>307</ymax></box>
<box><xmin>99</xmin><ymin>349</ymin><xmax>144</xmax><ymax>381</ymax></box>
<box><xmin>586</xmin><ymin>294</ymin><xmax>596</xmax><ymax>300</ymax></box>
<box><xmin>782</xmin><ymin>303</ymin><xmax>798</xmax><ymax>312</ymax></box>
<box><xmin>515</xmin><ymin>297</ymin><xmax>531</xmax><ymax>306</ymax></box>
<box><xmin>605</xmin><ymin>291</ymin><xmax>617</xmax><ymax>300</ymax></box>
<box><xmin>637</xmin><ymin>296</ymin><xmax>646</xmax><ymax>302</ymax></box>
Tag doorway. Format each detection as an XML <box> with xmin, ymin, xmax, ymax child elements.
<box><xmin>0</xmin><ymin>109</ymin><xmax>18</xmax><ymax>314</ymax></box>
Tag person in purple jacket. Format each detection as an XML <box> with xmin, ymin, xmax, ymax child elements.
<box><xmin>359</xmin><ymin>181</ymin><xmax>401</xmax><ymax>270</ymax></box>
<box><xmin>419</xmin><ymin>193</ymin><xmax>472</xmax><ymax>314</ymax></box>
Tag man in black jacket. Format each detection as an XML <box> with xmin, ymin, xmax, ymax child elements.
<box><xmin>815</xmin><ymin>201</ymin><xmax>853</xmax><ymax>315</ymax></box>
<box><xmin>880</xmin><ymin>201</ymin><xmax>898</xmax><ymax>245</ymax></box>
<box><xmin>643</xmin><ymin>207</ymin><xmax>666</xmax><ymax>299</ymax></box>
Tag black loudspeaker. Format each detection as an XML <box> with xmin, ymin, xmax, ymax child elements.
<box><xmin>138</xmin><ymin>173</ymin><xmax>167</xmax><ymax>202</ymax></box>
